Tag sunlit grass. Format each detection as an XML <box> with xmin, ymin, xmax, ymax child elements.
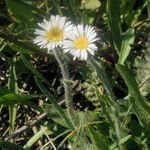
<box><xmin>0</xmin><ymin>0</ymin><xmax>150</xmax><ymax>149</ymax></box>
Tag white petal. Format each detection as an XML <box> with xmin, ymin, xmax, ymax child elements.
<box><xmin>88</xmin><ymin>33</ymin><xmax>97</xmax><ymax>42</ymax></box>
<box><xmin>55</xmin><ymin>15</ymin><xmax>61</xmax><ymax>25</ymax></box>
<box><xmin>34</xmin><ymin>29</ymin><xmax>45</xmax><ymax>36</ymax></box>
<box><xmin>50</xmin><ymin>15</ymin><xmax>55</xmax><ymax>26</ymax></box>
<box><xmin>87</xmin><ymin>48</ymin><xmax>95</xmax><ymax>55</ymax></box>
<box><xmin>73</xmin><ymin>26</ymin><xmax>80</xmax><ymax>38</ymax></box>
<box><xmin>77</xmin><ymin>24</ymin><xmax>84</xmax><ymax>36</ymax></box>
<box><xmin>63</xmin><ymin>48</ymin><xmax>71</xmax><ymax>53</ymax></box>
<box><xmin>90</xmin><ymin>37</ymin><xmax>100</xmax><ymax>43</ymax></box>
<box><xmin>83</xmin><ymin>50</ymin><xmax>88</xmax><ymax>60</ymax></box>
<box><xmin>88</xmin><ymin>44</ymin><xmax>97</xmax><ymax>49</ymax></box>
<box><xmin>59</xmin><ymin>17</ymin><xmax>66</xmax><ymax>28</ymax></box>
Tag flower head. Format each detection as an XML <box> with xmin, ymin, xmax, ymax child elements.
<box><xmin>33</xmin><ymin>15</ymin><xmax>72</xmax><ymax>52</ymax></box>
<box><xmin>63</xmin><ymin>24</ymin><xmax>99</xmax><ymax>60</ymax></box>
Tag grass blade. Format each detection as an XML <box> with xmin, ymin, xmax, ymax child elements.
<box><xmin>0</xmin><ymin>93</ymin><xmax>43</xmax><ymax>105</ymax></box>
<box><xmin>8</xmin><ymin>61</ymin><xmax>18</xmax><ymax>133</ymax></box>
<box><xmin>6</xmin><ymin>0</ymin><xmax>37</xmax><ymax>25</ymax></box>
<box><xmin>116</xmin><ymin>64</ymin><xmax>150</xmax><ymax>112</ymax></box>
<box><xmin>116</xmin><ymin>64</ymin><xmax>150</xmax><ymax>135</ymax></box>
<box><xmin>118</xmin><ymin>28</ymin><xmax>135</xmax><ymax>65</ymax></box>
<box><xmin>107</xmin><ymin>0</ymin><xmax>122</xmax><ymax>53</ymax></box>
<box><xmin>88</xmin><ymin>126</ymin><xmax>108</xmax><ymax>150</ymax></box>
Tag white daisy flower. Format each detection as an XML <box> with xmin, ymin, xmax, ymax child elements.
<box><xmin>63</xmin><ymin>24</ymin><xmax>99</xmax><ymax>60</ymax></box>
<box><xmin>33</xmin><ymin>15</ymin><xmax>72</xmax><ymax>52</ymax></box>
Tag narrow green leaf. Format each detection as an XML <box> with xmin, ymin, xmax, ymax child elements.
<box><xmin>0</xmin><ymin>93</ymin><xmax>43</xmax><ymax>112</ymax></box>
<box><xmin>6</xmin><ymin>0</ymin><xmax>37</xmax><ymax>25</ymax></box>
<box><xmin>118</xmin><ymin>135</ymin><xmax>131</xmax><ymax>145</ymax></box>
<box><xmin>88</xmin><ymin>126</ymin><xmax>109</xmax><ymax>150</ymax></box>
<box><xmin>107</xmin><ymin>0</ymin><xmax>122</xmax><ymax>53</ymax></box>
<box><xmin>10</xmin><ymin>43</ymin><xmax>33</xmax><ymax>55</ymax></box>
<box><xmin>41</xmin><ymin>103</ymin><xmax>69</xmax><ymax>128</ymax></box>
<box><xmin>110</xmin><ymin>135</ymin><xmax>131</xmax><ymax>150</ymax></box>
<box><xmin>116</xmin><ymin>64</ymin><xmax>150</xmax><ymax>135</ymax></box>
<box><xmin>23</xmin><ymin>125</ymin><xmax>52</xmax><ymax>149</ymax></box>
<box><xmin>116</xmin><ymin>64</ymin><xmax>150</xmax><ymax>112</ymax></box>
<box><xmin>8</xmin><ymin>62</ymin><xmax>18</xmax><ymax>93</ymax></box>
<box><xmin>20</xmin><ymin>53</ymin><xmax>51</xmax><ymax>86</ymax></box>
<box><xmin>118</xmin><ymin>28</ymin><xmax>135</xmax><ymax>64</ymax></box>
<box><xmin>0</xmin><ymin>93</ymin><xmax>43</xmax><ymax>105</ymax></box>
<box><xmin>23</xmin><ymin>129</ymin><xmax>44</xmax><ymax>149</ymax></box>
<box><xmin>0</xmin><ymin>43</ymin><xmax>7</xmax><ymax>52</ymax></box>
<box><xmin>8</xmin><ymin>61</ymin><xmax>18</xmax><ymax>133</ymax></box>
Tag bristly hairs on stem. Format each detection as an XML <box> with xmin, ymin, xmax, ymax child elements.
<box><xmin>53</xmin><ymin>48</ymin><xmax>75</xmax><ymax>129</ymax></box>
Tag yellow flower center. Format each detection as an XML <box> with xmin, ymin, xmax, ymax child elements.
<box><xmin>74</xmin><ymin>36</ymin><xmax>89</xmax><ymax>50</ymax></box>
<box><xmin>46</xmin><ymin>26</ymin><xmax>64</xmax><ymax>42</ymax></box>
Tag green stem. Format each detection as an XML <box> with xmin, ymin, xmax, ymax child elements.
<box><xmin>53</xmin><ymin>49</ymin><xmax>75</xmax><ymax>128</ymax></box>
<box><xmin>87</xmin><ymin>54</ymin><xmax>126</xmax><ymax>150</ymax></box>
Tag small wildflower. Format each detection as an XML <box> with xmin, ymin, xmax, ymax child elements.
<box><xmin>63</xmin><ymin>24</ymin><xmax>99</xmax><ymax>60</ymax></box>
<box><xmin>33</xmin><ymin>15</ymin><xmax>72</xmax><ymax>52</ymax></box>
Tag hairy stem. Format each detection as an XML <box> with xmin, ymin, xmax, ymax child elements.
<box><xmin>53</xmin><ymin>49</ymin><xmax>75</xmax><ymax>128</ymax></box>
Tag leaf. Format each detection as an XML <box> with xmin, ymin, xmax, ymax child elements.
<box><xmin>0</xmin><ymin>93</ymin><xmax>43</xmax><ymax>105</ymax></box>
<box><xmin>6</xmin><ymin>0</ymin><xmax>37</xmax><ymax>25</ymax></box>
<box><xmin>116</xmin><ymin>64</ymin><xmax>150</xmax><ymax>135</ymax></box>
<box><xmin>116</xmin><ymin>64</ymin><xmax>150</xmax><ymax>112</ymax></box>
<box><xmin>10</xmin><ymin>43</ymin><xmax>33</xmax><ymax>55</ymax></box>
<box><xmin>41</xmin><ymin>103</ymin><xmax>69</xmax><ymax>128</ymax></box>
<box><xmin>23</xmin><ymin>123</ymin><xmax>53</xmax><ymax>149</ymax></box>
<box><xmin>20</xmin><ymin>53</ymin><xmax>51</xmax><ymax>86</ymax></box>
<box><xmin>118</xmin><ymin>28</ymin><xmax>135</xmax><ymax>64</ymax></box>
<box><xmin>110</xmin><ymin>135</ymin><xmax>131</xmax><ymax>150</ymax></box>
<box><xmin>88</xmin><ymin>126</ymin><xmax>109</xmax><ymax>150</ymax></box>
<box><xmin>107</xmin><ymin>0</ymin><xmax>122</xmax><ymax>53</ymax></box>
<box><xmin>8</xmin><ymin>61</ymin><xmax>18</xmax><ymax>133</ymax></box>
<box><xmin>83</xmin><ymin>0</ymin><xmax>101</xmax><ymax>10</ymax></box>
<box><xmin>8</xmin><ymin>62</ymin><xmax>18</xmax><ymax>93</ymax></box>
<box><xmin>23</xmin><ymin>129</ymin><xmax>45</xmax><ymax>149</ymax></box>
<box><xmin>118</xmin><ymin>135</ymin><xmax>131</xmax><ymax>145</ymax></box>
<box><xmin>0</xmin><ymin>43</ymin><xmax>7</xmax><ymax>52</ymax></box>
